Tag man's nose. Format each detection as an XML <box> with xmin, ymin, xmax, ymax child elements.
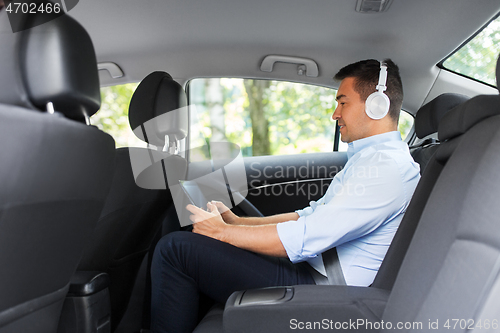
<box><xmin>332</xmin><ymin>107</ymin><xmax>340</xmax><ymax>120</ymax></box>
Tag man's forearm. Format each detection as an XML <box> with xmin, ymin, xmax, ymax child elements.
<box><xmin>223</xmin><ymin>224</ymin><xmax>288</xmax><ymax>257</ymax></box>
<box><xmin>234</xmin><ymin>212</ymin><xmax>299</xmax><ymax>226</ymax></box>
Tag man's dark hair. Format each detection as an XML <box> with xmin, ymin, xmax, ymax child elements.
<box><xmin>334</xmin><ymin>59</ymin><xmax>403</xmax><ymax>123</ymax></box>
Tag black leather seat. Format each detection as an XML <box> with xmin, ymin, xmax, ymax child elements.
<box><xmin>374</xmin><ymin>92</ymin><xmax>469</xmax><ymax>291</ymax></box>
<box><xmin>410</xmin><ymin>93</ymin><xmax>469</xmax><ymax>173</ymax></box>
<box><xmin>0</xmin><ymin>12</ymin><xmax>115</xmax><ymax>333</ymax></box>
<box><xmin>77</xmin><ymin>71</ymin><xmax>188</xmax><ymax>329</ymax></box>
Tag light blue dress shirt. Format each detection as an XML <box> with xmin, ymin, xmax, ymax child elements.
<box><xmin>276</xmin><ymin>131</ymin><xmax>421</xmax><ymax>286</ymax></box>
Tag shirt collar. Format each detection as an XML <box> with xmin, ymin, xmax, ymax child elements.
<box><xmin>347</xmin><ymin>131</ymin><xmax>402</xmax><ymax>159</ymax></box>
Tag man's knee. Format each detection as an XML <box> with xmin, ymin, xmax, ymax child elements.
<box><xmin>155</xmin><ymin>231</ymin><xmax>191</xmax><ymax>256</ymax></box>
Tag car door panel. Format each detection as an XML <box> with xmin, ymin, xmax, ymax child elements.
<box><xmin>242</xmin><ymin>152</ymin><xmax>348</xmax><ymax>216</ymax></box>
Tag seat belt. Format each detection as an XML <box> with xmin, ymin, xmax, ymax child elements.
<box><xmin>306</xmin><ymin>247</ymin><xmax>346</xmax><ymax>285</ymax></box>
<box><xmin>322</xmin><ymin>247</ymin><xmax>346</xmax><ymax>285</ymax></box>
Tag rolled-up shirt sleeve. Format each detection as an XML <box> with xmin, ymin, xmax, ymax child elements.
<box><xmin>277</xmin><ymin>152</ymin><xmax>406</xmax><ymax>263</ymax></box>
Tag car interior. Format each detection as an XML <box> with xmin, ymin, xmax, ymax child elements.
<box><xmin>1</xmin><ymin>0</ymin><xmax>500</xmax><ymax>332</ymax></box>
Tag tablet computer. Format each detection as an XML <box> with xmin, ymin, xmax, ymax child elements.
<box><xmin>180</xmin><ymin>180</ymin><xmax>209</xmax><ymax>209</ymax></box>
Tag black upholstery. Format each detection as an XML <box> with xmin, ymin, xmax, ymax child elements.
<box><xmin>438</xmin><ymin>94</ymin><xmax>500</xmax><ymax>140</ymax></box>
<box><xmin>0</xmin><ymin>11</ymin><xmax>115</xmax><ymax>333</ymax></box>
<box><xmin>129</xmin><ymin>71</ymin><xmax>188</xmax><ymax>147</ymax></box>
<box><xmin>414</xmin><ymin>93</ymin><xmax>469</xmax><ymax>139</ymax></box>
<box><xmin>77</xmin><ymin>149</ymin><xmax>172</xmax><ymax>330</ymax></box>
<box><xmin>376</xmin><ymin>93</ymin><xmax>469</xmax><ymax>290</ymax></box>
<box><xmin>78</xmin><ymin>71</ymin><xmax>190</xmax><ymax>329</ymax></box>
<box><xmin>410</xmin><ymin>93</ymin><xmax>469</xmax><ymax>173</ymax></box>
<box><xmin>21</xmin><ymin>13</ymin><xmax>101</xmax><ymax>122</ymax></box>
<box><xmin>381</xmin><ymin>94</ymin><xmax>500</xmax><ymax>332</ymax></box>
<box><xmin>372</xmin><ymin>150</ymin><xmax>444</xmax><ymax>290</ymax></box>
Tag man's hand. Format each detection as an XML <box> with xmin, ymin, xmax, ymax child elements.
<box><xmin>211</xmin><ymin>201</ymin><xmax>241</xmax><ymax>224</ymax></box>
<box><xmin>187</xmin><ymin>202</ymin><xmax>288</xmax><ymax>257</ymax></box>
<box><xmin>187</xmin><ymin>202</ymin><xmax>228</xmax><ymax>242</ymax></box>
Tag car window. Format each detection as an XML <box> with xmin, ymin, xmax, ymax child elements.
<box><xmin>90</xmin><ymin>83</ymin><xmax>146</xmax><ymax>148</ymax></box>
<box><xmin>188</xmin><ymin>78</ymin><xmax>414</xmax><ymax>156</ymax></box>
<box><xmin>189</xmin><ymin>78</ymin><xmax>337</xmax><ymax>157</ymax></box>
<box><xmin>441</xmin><ymin>14</ymin><xmax>500</xmax><ymax>86</ymax></box>
<box><xmin>91</xmin><ymin>80</ymin><xmax>413</xmax><ymax>152</ymax></box>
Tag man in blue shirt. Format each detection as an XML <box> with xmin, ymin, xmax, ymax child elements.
<box><xmin>151</xmin><ymin>59</ymin><xmax>421</xmax><ymax>333</ymax></box>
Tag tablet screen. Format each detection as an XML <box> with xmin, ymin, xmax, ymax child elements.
<box><xmin>180</xmin><ymin>180</ymin><xmax>209</xmax><ymax>209</ymax></box>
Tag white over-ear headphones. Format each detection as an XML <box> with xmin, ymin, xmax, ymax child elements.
<box><xmin>365</xmin><ymin>62</ymin><xmax>390</xmax><ymax>120</ymax></box>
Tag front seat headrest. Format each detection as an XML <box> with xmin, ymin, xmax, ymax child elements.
<box><xmin>128</xmin><ymin>71</ymin><xmax>188</xmax><ymax>147</ymax></box>
<box><xmin>415</xmin><ymin>93</ymin><xmax>469</xmax><ymax>139</ymax></box>
<box><xmin>0</xmin><ymin>11</ymin><xmax>100</xmax><ymax>122</ymax></box>
<box><xmin>21</xmin><ymin>13</ymin><xmax>101</xmax><ymax>121</ymax></box>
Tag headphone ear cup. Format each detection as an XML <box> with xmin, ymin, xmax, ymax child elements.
<box><xmin>365</xmin><ymin>92</ymin><xmax>390</xmax><ymax>119</ymax></box>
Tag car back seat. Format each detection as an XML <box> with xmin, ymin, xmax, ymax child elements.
<box><xmin>218</xmin><ymin>55</ymin><xmax>500</xmax><ymax>332</ymax></box>
<box><xmin>192</xmin><ymin>92</ymin><xmax>464</xmax><ymax>331</ymax></box>
<box><xmin>373</xmin><ymin>93</ymin><xmax>469</xmax><ymax>291</ymax></box>
<box><xmin>195</xmin><ymin>55</ymin><xmax>500</xmax><ymax>332</ymax></box>
<box><xmin>410</xmin><ymin>93</ymin><xmax>469</xmax><ymax>173</ymax></box>
<box><xmin>380</xmin><ymin>84</ymin><xmax>500</xmax><ymax>333</ymax></box>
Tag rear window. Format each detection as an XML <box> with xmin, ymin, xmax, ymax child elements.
<box><xmin>441</xmin><ymin>15</ymin><xmax>500</xmax><ymax>86</ymax></box>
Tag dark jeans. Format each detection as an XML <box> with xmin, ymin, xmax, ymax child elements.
<box><xmin>150</xmin><ymin>231</ymin><xmax>315</xmax><ymax>333</ymax></box>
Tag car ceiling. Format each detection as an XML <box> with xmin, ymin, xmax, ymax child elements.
<box><xmin>70</xmin><ymin>0</ymin><xmax>500</xmax><ymax>113</ymax></box>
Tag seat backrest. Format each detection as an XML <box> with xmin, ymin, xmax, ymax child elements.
<box><xmin>381</xmin><ymin>56</ymin><xmax>500</xmax><ymax>332</ymax></box>
<box><xmin>372</xmin><ymin>93</ymin><xmax>468</xmax><ymax>290</ymax></box>
<box><xmin>0</xmin><ymin>12</ymin><xmax>115</xmax><ymax>333</ymax></box>
<box><xmin>410</xmin><ymin>93</ymin><xmax>469</xmax><ymax>173</ymax></box>
<box><xmin>77</xmin><ymin>71</ymin><xmax>187</xmax><ymax>329</ymax></box>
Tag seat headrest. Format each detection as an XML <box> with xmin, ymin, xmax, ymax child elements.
<box><xmin>439</xmin><ymin>53</ymin><xmax>500</xmax><ymax>141</ymax></box>
<box><xmin>0</xmin><ymin>12</ymin><xmax>101</xmax><ymax>122</ymax></box>
<box><xmin>0</xmin><ymin>11</ymin><xmax>29</xmax><ymax>109</ymax></box>
<box><xmin>415</xmin><ymin>93</ymin><xmax>469</xmax><ymax>139</ymax></box>
<box><xmin>438</xmin><ymin>94</ymin><xmax>500</xmax><ymax>141</ymax></box>
<box><xmin>129</xmin><ymin>71</ymin><xmax>188</xmax><ymax>146</ymax></box>
<box><xmin>22</xmin><ymin>14</ymin><xmax>101</xmax><ymax>121</ymax></box>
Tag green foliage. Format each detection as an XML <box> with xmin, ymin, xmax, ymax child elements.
<box><xmin>398</xmin><ymin>111</ymin><xmax>413</xmax><ymax>140</ymax></box>
<box><xmin>191</xmin><ymin>78</ymin><xmax>413</xmax><ymax>157</ymax></box>
<box><xmin>93</xmin><ymin>79</ymin><xmax>414</xmax><ymax>155</ymax></box>
<box><xmin>444</xmin><ymin>16</ymin><xmax>500</xmax><ymax>86</ymax></box>
<box><xmin>264</xmin><ymin>82</ymin><xmax>336</xmax><ymax>155</ymax></box>
<box><xmin>91</xmin><ymin>83</ymin><xmax>144</xmax><ymax>148</ymax></box>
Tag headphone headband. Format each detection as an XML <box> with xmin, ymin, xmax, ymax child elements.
<box><xmin>376</xmin><ymin>63</ymin><xmax>388</xmax><ymax>92</ymax></box>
